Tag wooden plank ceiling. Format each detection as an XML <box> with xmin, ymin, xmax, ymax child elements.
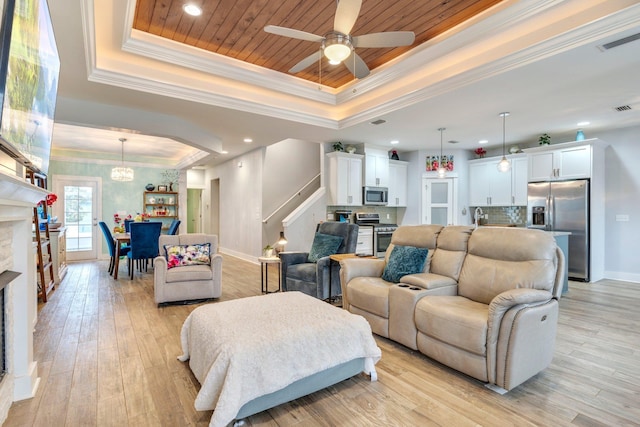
<box><xmin>134</xmin><ymin>0</ymin><xmax>503</xmax><ymax>88</ymax></box>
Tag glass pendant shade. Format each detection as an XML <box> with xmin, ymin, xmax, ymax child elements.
<box><xmin>323</xmin><ymin>33</ymin><xmax>352</xmax><ymax>63</ymax></box>
<box><xmin>112</xmin><ymin>138</ymin><xmax>134</xmax><ymax>182</ymax></box>
<box><xmin>496</xmin><ymin>112</ymin><xmax>511</xmax><ymax>173</ymax></box>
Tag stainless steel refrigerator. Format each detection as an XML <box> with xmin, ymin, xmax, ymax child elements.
<box><xmin>527</xmin><ymin>179</ymin><xmax>589</xmax><ymax>281</ymax></box>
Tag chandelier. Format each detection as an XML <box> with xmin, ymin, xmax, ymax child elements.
<box><xmin>111</xmin><ymin>137</ymin><xmax>134</xmax><ymax>182</ymax></box>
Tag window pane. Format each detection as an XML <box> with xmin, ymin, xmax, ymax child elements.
<box><xmin>431</xmin><ymin>207</ymin><xmax>448</xmax><ymax>226</ymax></box>
<box><xmin>64</xmin><ymin>185</ymin><xmax>93</xmax><ymax>252</ymax></box>
<box><xmin>431</xmin><ymin>182</ymin><xmax>449</xmax><ymax>204</ymax></box>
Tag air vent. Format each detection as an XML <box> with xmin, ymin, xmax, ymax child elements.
<box><xmin>447</xmin><ymin>140</ymin><xmax>459</xmax><ymax>144</ymax></box>
<box><xmin>599</xmin><ymin>32</ymin><xmax>640</xmax><ymax>51</ymax></box>
<box><xmin>614</xmin><ymin>105</ymin><xmax>632</xmax><ymax>112</ymax></box>
<box><xmin>370</xmin><ymin>119</ymin><xmax>386</xmax><ymax>125</ymax></box>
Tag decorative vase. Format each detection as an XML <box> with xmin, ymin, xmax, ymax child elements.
<box><xmin>576</xmin><ymin>129</ymin><xmax>585</xmax><ymax>141</ymax></box>
<box><xmin>391</xmin><ymin>151</ymin><xmax>399</xmax><ymax>160</ymax></box>
<box><xmin>169</xmin><ymin>182</ymin><xmax>173</xmax><ymax>192</ymax></box>
<box><xmin>264</xmin><ymin>248</ymin><xmax>273</xmax><ymax>258</ymax></box>
<box><xmin>145</xmin><ymin>183</ymin><xmax>155</xmax><ymax>191</ymax></box>
<box><xmin>346</xmin><ymin>145</ymin><xmax>356</xmax><ymax>154</ymax></box>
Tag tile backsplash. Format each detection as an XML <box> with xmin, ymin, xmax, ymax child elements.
<box><xmin>327</xmin><ymin>206</ymin><xmax>398</xmax><ymax>224</ymax></box>
<box><xmin>472</xmin><ymin>205</ymin><xmax>526</xmax><ymax>226</ymax></box>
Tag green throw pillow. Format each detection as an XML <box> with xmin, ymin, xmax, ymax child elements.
<box><xmin>308</xmin><ymin>233</ymin><xmax>343</xmax><ymax>263</ymax></box>
<box><xmin>382</xmin><ymin>245</ymin><xmax>429</xmax><ymax>283</ymax></box>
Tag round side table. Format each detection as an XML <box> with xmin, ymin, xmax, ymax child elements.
<box><xmin>258</xmin><ymin>256</ymin><xmax>281</xmax><ymax>294</ymax></box>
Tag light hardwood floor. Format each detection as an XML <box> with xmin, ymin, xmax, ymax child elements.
<box><xmin>5</xmin><ymin>255</ymin><xmax>640</xmax><ymax>426</ymax></box>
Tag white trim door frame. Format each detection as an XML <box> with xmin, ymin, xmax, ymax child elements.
<box><xmin>52</xmin><ymin>175</ymin><xmax>103</xmax><ymax>261</ymax></box>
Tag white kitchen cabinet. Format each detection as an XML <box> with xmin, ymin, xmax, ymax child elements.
<box><xmin>327</xmin><ymin>152</ymin><xmax>363</xmax><ymax>206</ymax></box>
<box><xmin>355</xmin><ymin>226</ymin><xmax>373</xmax><ymax>255</ymax></box>
<box><xmin>387</xmin><ymin>160</ymin><xmax>408</xmax><ymax>207</ymax></box>
<box><xmin>363</xmin><ymin>147</ymin><xmax>389</xmax><ymax>187</ymax></box>
<box><xmin>527</xmin><ymin>142</ymin><xmax>591</xmax><ymax>181</ymax></box>
<box><xmin>512</xmin><ymin>156</ymin><xmax>528</xmax><ymax>205</ymax></box>
<box><xmin>468</xmin><ymin>159</ymin><xmax>511</xmax><ymax>206</ymax></box>
<box><xmin>469</xmin><ymin>155</ymin><xmax>527</xmax><ymax>206</ymax></box>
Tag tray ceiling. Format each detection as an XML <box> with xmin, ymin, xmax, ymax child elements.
<box><xmin>133</xmin><ymin>0</ymin><xmax>503</xmax><ymax>88</ymax></box>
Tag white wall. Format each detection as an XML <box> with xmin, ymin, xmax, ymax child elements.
<box><xmin>601</xmin><ymin>125</ymin><xmax>640</xmax><ymax>282</ymax></box>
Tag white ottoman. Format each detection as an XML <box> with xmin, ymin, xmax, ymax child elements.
<box><xmin>179</xmin><ymin>291</ymin><xmax>381</xmax><ymax>427</ymax></box>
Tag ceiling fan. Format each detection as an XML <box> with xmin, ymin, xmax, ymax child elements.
<box><xmin>264</xmin><ymin>0</ymin><xmax>415</xmax><ymax>79</ymax></box>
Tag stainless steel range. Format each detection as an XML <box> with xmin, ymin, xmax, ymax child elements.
<box><xmin>355</xmin><ymin>212</ymin><xmax>398</xmax><ymax>257</ymax></box>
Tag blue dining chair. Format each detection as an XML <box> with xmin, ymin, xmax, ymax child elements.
<box><xmin>127</xmin><ymin>221</ymin><xmax>162</xmax><ymax>279</ymax></box>
<box><xmin>124</xmin><ymin>218</ymin><xmax>134</xmax><ymax>232</ymax></box>
<box><xmin>99</xmin><ymin>221</ymin><xmax>130</xmax><ymax>276</ymax></box>
<box><xmin>167</xmin><ymin>219</ymin><xmax>181</xmax><ymax>235</ymax></box>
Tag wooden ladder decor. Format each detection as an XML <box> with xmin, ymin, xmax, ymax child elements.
<box><xmin>28</xmin><ymin>171</ymin><xmax>55</xmax><ymax>302</ymax></box>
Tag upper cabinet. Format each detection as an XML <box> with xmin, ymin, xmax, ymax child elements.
<box><xmin>363</xmin><ymin>147</ymin><xmax>389</xmax><ymax>187</ymax></box>
<box><xmin>327</xmin><ymin>152</ymin><xmax>363</xmax><ymax>206</ymax></box>
<box><xmin>388</xmin><ymin>160</ymin><xmax>408</xmax><ymax>207</ymax></box>
<box><xmin>525</xmin><ymin>140</ymin><xmax>599</xmax><ymax>181</ymax></box>
<box><xmin>469</xmin><ymin>155</ymin><xmax>527</xmax><ymax>206</ymax></box>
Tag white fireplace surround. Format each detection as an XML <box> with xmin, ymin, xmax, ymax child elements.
<box><xmin>0</xmin><ymin>170</ymin><xmax>48</xmax><ymax>423</ymax></box>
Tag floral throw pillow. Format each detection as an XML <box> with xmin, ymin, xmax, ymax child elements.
<box><xmin>164</xmin><ymin>243</ymin><xmax>211</xmax><ymax>269</ymax></box>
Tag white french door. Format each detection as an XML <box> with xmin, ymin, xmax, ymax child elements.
<box><xmin>53</xmin><ymin>176</ymin><xmax>101</xmax><ymax>261</ymax></box>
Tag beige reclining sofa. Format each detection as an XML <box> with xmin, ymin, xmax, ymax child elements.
<box><xmin>340</xmin><ymin>225</ymin><xmax>565</xmax><ymax>392</ymax></box>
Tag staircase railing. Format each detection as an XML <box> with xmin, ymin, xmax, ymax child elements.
<box><xmin>262</xmin><ymin>173</ymin><xmax>320</xmax><ymax>224</ymax></box>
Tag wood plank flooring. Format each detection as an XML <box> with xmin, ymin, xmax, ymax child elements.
<box><xmin>5</xmin><ymin>255</ymin><xmax>640</xmax><ymax>426</ymax></box>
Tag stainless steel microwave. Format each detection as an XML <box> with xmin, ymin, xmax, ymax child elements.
<box><xmin>363</xmin><ymin>186</ymin><xmax>388</xmax><ymax>206</ymax></box>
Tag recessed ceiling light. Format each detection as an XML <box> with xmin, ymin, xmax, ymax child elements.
<box><xmin>577</xmin><ymin>121</ymin><xmax>590</xmax><ymax>126</ymax></box>
<box><xmin>390</xmin><ymin>140</ymin><xmax>399</xmax><ymax>145</ymax></box>
<box><xmin>243</xmin><ymin>138</ymin><xmax>253</xmax><ymax>143</ymax></box>
<box><xmin>183</xmin><ymin>3</ymin><xmax>202</xmax><ymax>16</ymax></box>
<box><xmin>478</xmin><ymin>139</ymin><xmax>488</xmax><ymax>144</ymax></box>
<box><xmin>221</xmin><ymin>150</ymin><xmax>228</xmax><ymax>154</ymax></box>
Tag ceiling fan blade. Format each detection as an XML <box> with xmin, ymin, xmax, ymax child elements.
<box><xmin>353</xmin><ymin>31</ymin><xmax>415</xmax><ymax>48</ymax></box>
<box><xmin>289</xmin><ymin>51</ymin><xmax>323</xmax><ymax>73</ymax></box>
<box><xmin>334</xmin><ymin>0</ymin><xmax>362</xmax><ymax>35</ymax></box>
<box><xmin>264</xmin><ymin>25</ymin><xmax>324</xmax><ymax>43</ymax></box>
<box><xmin>344</xmin><ymin>52</ymin><xmax>370</xmax><ymax>79</ymax></box>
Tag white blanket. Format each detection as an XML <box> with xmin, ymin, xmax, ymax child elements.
<box><xmin>179</xmin><ymin>291</ymin><xmax>381</xmax><ymax>427</ymax></box>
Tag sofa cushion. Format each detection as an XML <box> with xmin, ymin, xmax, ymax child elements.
<box><xmin>164</xmin><ymin>243</ymin><xmax>211</xmax><ymax>269</ymax></box>
<box><xmin>382</xmin><ymin>245</ymin><xmax>429</xmax><ymax>283</ymax></box>
<box><xmin>415</xmin><ymin>295</ymin><xmax>489</xmax><ymax>356</ymax></box>
<box><xmin>458</xmin><ymin>228</ymin><xmax>558</xmax><ymax>304</ymax></box>
<box><xmin>308</xmin><ymin>233</ymin><xmax>343</xmax><ymax>263</ymax></box>
<box><xmin>429</xmin><ymin>226</ymin><xmax>473</xmax><ymax>281</ymax></box>
<box><xmin>165</xmin><ymin>264</ymin><xmax>214</xmax><ymax>283</ymax></box>
<box><xmin>347</xmin><ymin>277</ymin><xmax>392</xmax><ymax>318</ymax></box>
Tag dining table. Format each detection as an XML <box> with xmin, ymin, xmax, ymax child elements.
<box><xmin>112</xmin><ymin>232</ymin><xmax>130</xmax><ymax>280</ymax></box>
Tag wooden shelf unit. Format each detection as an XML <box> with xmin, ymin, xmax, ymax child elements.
<box><xmin>27</xmin><ymin>171</ymin><xmax>55</xmax><ymax>302</ymax></box>
<box><xmin>143</xmin><ymin>191</ymin><xmax>178</xmax><ymax>231</ymax></box>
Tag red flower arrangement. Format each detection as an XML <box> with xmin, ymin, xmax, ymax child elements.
<box><xmin>43</xmin><ymin>193</ymin><xmax>57</xmax><ymax>206</ymax></box>
<box><xmin>474</xmin><ymin>147</ymin><xmax>487</xmax><ymax>158</ymax></box>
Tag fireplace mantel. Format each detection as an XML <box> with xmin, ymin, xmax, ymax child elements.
<box><xmin>0</xmin><ymin>171</ymin><xmax>49</xmax><ymax>207</ymax></box>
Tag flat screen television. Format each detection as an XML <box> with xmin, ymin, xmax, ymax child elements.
<box><xmin>0</xmin><ymin>0</ymin><xmax>59</xmax><ymax>176</ymax></box>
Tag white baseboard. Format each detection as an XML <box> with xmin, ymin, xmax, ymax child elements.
<box><xmin>219</xmin><ymin>247</ymin><xmax>259</xmax><ymax>265</ymax></box>
<box><xmin>603</xmin><ymin>271</ymin><xmax>640</xmax><ymax>284</ymax></box>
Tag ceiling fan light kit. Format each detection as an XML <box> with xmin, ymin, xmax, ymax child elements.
<box><xmin>323</xmin><ymin>32</ymin><xmax>353</xmax><ymax>63</ymax></box>
<box><xmin>264</xmin><ymin>0</ymin><xmax>414</xmax><ymax>80</ymax></box>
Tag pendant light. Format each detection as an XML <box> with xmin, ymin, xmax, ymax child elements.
<box><xmin>437</xmin><ymin>127</ymin><xmax>447</xmax><ymax>178</ymax></box>
<box><xmin>497</xmin><ymin>112</ymin><xmax>511</xmax><ymax>173</ymax></box>
<box><xmin>111</xmin><ymin>138</ymin><xmax>134</xmax><ymax>182</ymax></box>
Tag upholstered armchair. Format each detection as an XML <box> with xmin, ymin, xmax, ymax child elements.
<box><xmin>280</xmin><ymin>222</ymin><xmax>359</xmax><ymax>300</ymax></box>
<box><xmin>154</xmin><ymin>233</ymin><xmax>222</xmax><ymax>305</ymax></box>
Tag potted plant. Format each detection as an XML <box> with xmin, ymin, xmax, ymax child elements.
<box><xmin>474</xmin><ymin>147</ymin><xmax>487</xmax><ymax>158</ymax></box>
<box><xmin>538</xmin><ymin>133</ymin><xmax>551</xmax><ymax>145</ymax></box>
<box><xmin>263</xmin><ymin>244</ymin><xmax>274</xmax><ymax>258</ymax></box>
<box><xmin>332</xmin><ymin>141</ymin><xmax>344</xmax><ymax>152</ymax></box>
